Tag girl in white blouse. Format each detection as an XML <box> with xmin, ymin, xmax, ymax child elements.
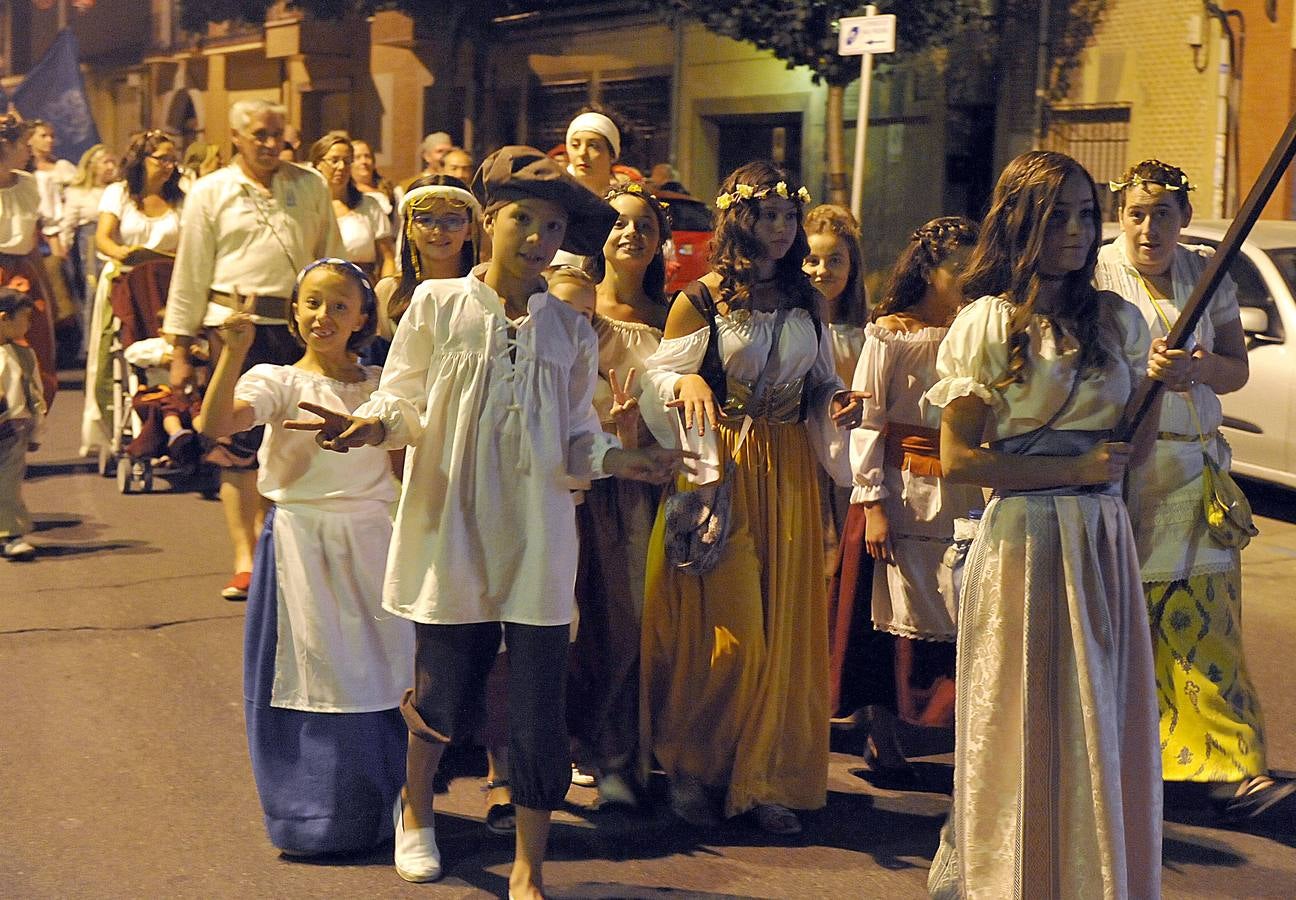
<box><xmin>925</xmin><ymin>151</ymin><xmax>1161</xmax><ymax>899</ymax></box>
<box><xmin>197</xmin><ymin>259</ymin><xmax>412</xmax><ymax>856</ymax></box>
<box><xmin>639</xmin><ymin>161</ymin><xmax>864</xmax><ymax>837</ymax></box>
<box><xmin>294</xmin><ymin>147</ymin><xmax>688</xmax><ymax>899</ymax></box>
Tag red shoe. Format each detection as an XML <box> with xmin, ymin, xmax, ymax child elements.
<box><xmin>221</xmin><ymin>571</ymin><xmax>252</xmax><ymax>601</ymax></box>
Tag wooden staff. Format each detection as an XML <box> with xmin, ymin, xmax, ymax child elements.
<box><xmin>1113</xmin><ymin>111</ymin><xmax>1296</xmax><ymax>443</ymax></box>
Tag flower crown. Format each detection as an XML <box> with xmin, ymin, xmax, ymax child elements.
<box><xmin>1108</xmin><ymin>171</ymin><xmax>1195</xmax><ymax>194</ymax></box>
<box><xmin>715</xmin><ymin>180</ymin><xmax>811</xmax><ymax>211</ymax></box>
<box><xmin>611</xmin><ymin>180</ymin><xmax>670</xmax><ymax>211</ymax></box>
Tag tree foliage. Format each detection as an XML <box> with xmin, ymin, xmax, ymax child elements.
<box><xmin>662</xmin><ymin>1</ymin><xmax>991</xmax><ymax>86</ymax></box>
<box><xmin>663</xmin><ymin>1</ymin><xmax>1107</xmax><ymax>95</ymax></box>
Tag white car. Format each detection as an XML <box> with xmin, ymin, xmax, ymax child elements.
<box><xmin>1105</xmin><ymin>220</ymin><xmax>1296</xmax><ymax>489</ymax></box>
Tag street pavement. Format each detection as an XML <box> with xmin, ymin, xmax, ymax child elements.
<box><xmin>3</xmin><ymin>374</ymin><xmax>1296</xmax><ymax>899</ymax></box>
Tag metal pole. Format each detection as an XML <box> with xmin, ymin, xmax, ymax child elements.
<box><xmin>1032</xmin><ymin>0</ymin><xmax>1051</xmax><ymax>148</ymax></box>
<box><xmin>849</xmin><ymin>5</ymin><xmax>876</xmax><ymax>220</ymax></box>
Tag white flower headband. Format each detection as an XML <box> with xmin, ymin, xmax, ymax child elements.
<box><xmin>1107</xmin><ymin>172</ymin><xmax>1195</xmax><ymax>194</ymax></box>
<box><xmin>715</xmin><ymin>180</ymin><xmax>811</xmax><ymax>211</ymax></box>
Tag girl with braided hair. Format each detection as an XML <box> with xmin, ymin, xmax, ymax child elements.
<box><xmin>829</xmin><ymin>217</ymin><xmax>982</xmax><ymax>770</ymax></box>
<box><xmin>365</xmin><ymin>174</ymin><xmax>479</xmax><ymax>366</ymax></box>
<box><xmin>925</xmin><ymin>151</ymin><xmax>1161</xmax><ymax>898</ymax></box>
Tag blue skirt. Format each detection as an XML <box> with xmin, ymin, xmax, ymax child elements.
<box><xmin>244</xmin><ymin>506</ymin><xmax>408</xmax><ymax>855</ymax></box>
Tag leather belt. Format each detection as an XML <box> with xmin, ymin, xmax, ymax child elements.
<box><xmin>1156</xmin><ymin>430</ymin><xmax>1217</xmax><ymax>442</ymax></box>
<box><xmin>209</xmin><ymin>290</ymin><xmax>290</xmax><ymax>321</ymax></box>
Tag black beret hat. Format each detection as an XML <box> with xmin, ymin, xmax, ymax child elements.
<box><xmin>472</xmin><ymin>145</ymin><xmax>617</xmax><ymax>256</ymax></box>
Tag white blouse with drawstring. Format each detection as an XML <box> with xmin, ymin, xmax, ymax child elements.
<box><xmin>354</xmin><ymin>270</ymin><xmax>619</xmax><ymax>627</ymax></box>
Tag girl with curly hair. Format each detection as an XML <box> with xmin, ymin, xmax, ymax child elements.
<box><xmin>639</xmin><ymin>161</ymin><xmax>865</xmax><ymax>835</ymax></box>
<box><xmin>925</xmin><ymin>151</ymin><xmax>1161</xmax><ymax>898</ymax></box>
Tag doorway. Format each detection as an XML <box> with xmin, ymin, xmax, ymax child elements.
<box><xmin>713</xmin><ymin>113</ymin><xmax>803</xmax><ymax>181</ymax></box>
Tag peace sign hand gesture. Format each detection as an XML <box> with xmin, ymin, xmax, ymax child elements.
<box><xmin>284</xmin><ymin>400</ymin><xmax>386</xmax><ymax>452</ymax></box>
<box><xmin>607</xmin><ymin>366</ymin><xmax>642</xmax><ymax>449</ymax></box>
<box><xmin>216</xmin><ymin>290</ymin><xmax>259</xmax><ymax>356</ymax></box>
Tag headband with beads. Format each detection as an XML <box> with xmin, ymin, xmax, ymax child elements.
<box><xmin>399</xmin><ymin>184</ymin><xmax>481</xmax><ymax>219</ymax></box>
<box><xmin>715</xmin><ymin>180</ymin><xmax>811</xmax><ymax>211</ymax></box>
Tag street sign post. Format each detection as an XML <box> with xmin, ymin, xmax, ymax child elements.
<box><xmin>839</xmin><ymin>8</ymin><xmax>897</xmax><ymax>220</ymax></box>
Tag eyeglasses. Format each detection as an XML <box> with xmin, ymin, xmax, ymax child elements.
<box><xmin>149</xmin><ymin>154</ymin><xmax>179</xmax><ymax>166</ymax></box>
<box><xmin>318</xmin><ymin>155</ymin><xmax>352</xmax><ymax>168</ymax></box>
<box><xmin>411</xmin><ymin>214</ymin><xmax>469</xmax><ymax>233</ymax></box>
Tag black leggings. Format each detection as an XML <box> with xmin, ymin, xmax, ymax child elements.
<box><xmin>402</xmin><ymin>621</ymin><xmax>570</xmax><ymax>811</ymax></box>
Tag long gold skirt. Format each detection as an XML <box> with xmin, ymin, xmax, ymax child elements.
<box><xmin>640</xmin><ymin>419</ymin><xmax>828</xmax><ymax>818</ymax></box>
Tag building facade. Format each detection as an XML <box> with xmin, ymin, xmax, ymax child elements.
<box><xmin>2</xmin><ymin>1</ymin><xmax>1291</xmax><ymax>281</ymax></box>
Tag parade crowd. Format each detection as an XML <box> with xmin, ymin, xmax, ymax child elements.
<box><xmin>1</xmin><ymin>96</ymin><xmax>1292</xmax><ymax>899</ymax></box>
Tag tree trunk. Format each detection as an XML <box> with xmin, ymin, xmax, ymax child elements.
<box><xmin>825</xmin><ymin>83</ymin><xmax>848</xmax><ymax>207</ymax></box>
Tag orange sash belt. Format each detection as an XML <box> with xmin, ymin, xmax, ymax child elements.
<box><xmin>884</xmin><ymin>423</ymin><xmax>943</xmax><ymax>478</ymax></box>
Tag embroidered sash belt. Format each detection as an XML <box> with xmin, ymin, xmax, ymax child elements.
<box><xmin>718</xmin><ymin>375</ymin><xmax>805</xmax><ymax>425</ymax></box>
<box><xmin>884</xmin><ymin>423</ymin><xmax>942</xmax><ymax>477</ymax></box>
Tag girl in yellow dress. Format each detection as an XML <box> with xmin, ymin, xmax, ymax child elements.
<box><xmin>639</xmin><ymin>161</ymin><xmax>864</xmax><ymax>835</ymax></box>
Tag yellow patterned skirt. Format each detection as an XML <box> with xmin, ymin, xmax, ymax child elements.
<box><xmin>1147</xmin><ymin>569</ymin><xmax>1267</xmax><ymax>781</ymax></box>
<box><xmin>640</xmin><ymin>419</ymin><xmax>828</xmax><ymax>818</ymax></box>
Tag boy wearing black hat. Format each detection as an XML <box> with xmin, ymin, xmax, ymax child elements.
<box><xmin>291</xmin><ymin>147</ymin><xmax>691</xmax><ymax>897</ymax></box>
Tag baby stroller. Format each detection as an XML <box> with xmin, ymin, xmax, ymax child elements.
<box><xmin>99</xmin><ymin>258</ymin><xmax>215</xmax><ymax>495</ymax></box>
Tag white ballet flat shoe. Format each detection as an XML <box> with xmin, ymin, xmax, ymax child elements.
<box><xmin>393</xmin><ymin>794</ymin><xmax>442</xmax><ymax>883</ymax></box>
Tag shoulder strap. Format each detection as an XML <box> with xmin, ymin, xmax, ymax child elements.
<box><xmin>682</xmin><ymin>281</ymin><xmax>727</xmax><ymax>404</ymax></box>
<box><xmin>732</xmin><ymin>308</ymin><xmax>789</xmax><ymax>456</ymax></box>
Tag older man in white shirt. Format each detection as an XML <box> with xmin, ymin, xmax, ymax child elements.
<box><xmin>164</xmin><ymin>98</ymin><xmax>342</xmax><ymax>600</ymax></box>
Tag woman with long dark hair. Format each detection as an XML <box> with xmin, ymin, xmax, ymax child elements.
<box><xmin>639</xmin><ymin>161</ymin><xmax>863</xmax><ymax>835</ymax></box>
<box><xmin>925</xmin><ymin>151</ymin><xmax>1161</xmax><ymax>898</ymax></box>
<box><xmin>81</xmin><ymin>130</ymin><xmax>185</xmax><ymax>458</ymax></box>
<box><xmin>567</xmin><ymin>181</ymin><xmax>672</xmax><ymax>807</ymax></box>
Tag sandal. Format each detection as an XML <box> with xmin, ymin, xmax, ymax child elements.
<box><xmin>1221</xmin><ymin>775</ymin><xmax>1296</xmax><ymax>834</ymax></box>
<box><xmin>484</xmin><ymin>779</ymin><xmax>516</xmax><ymax>835</ymax></box>
<box><xmin>668</xmin><ymin>774</ymin><xmax>720</xmax><ymax>828</ymax></box>
<box><xmin>753</xmin><ymin>803</ymin><xmax>802</xmax><ymax>836</ymax></box>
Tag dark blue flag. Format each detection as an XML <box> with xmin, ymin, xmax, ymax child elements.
<box><xmin>13</xmin><ymin>29</ymin><xmax>101</xmax><ymax>162</ymax></box>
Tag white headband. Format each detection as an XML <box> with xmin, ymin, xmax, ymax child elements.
<box><xmin>566</xmin><ymin>112</ymin><xmax>621</xmax><ymax>160</ymax></box>
<box><xmin>399</xmin><ymin>185</ymin><xmax>481</xmax><ymax>218</ymax></box>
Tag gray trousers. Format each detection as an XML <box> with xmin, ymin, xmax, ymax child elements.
<box><xmin>0</xmin><ymin>421</ymin><xmax>32</xmax><ymax>538</ymax></box>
